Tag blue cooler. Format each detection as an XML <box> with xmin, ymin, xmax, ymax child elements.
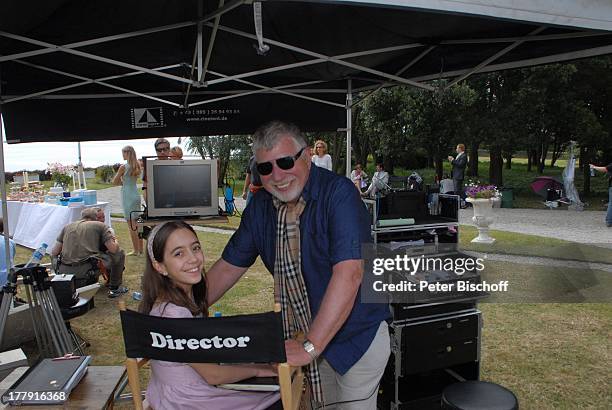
<box><xmin>83</xmin><ymin>190</ymin><xmax>97</xmax><ymax>205</ymax></box>
<box><xmin>71</xmin><ymin>189</ymin><xmax>86</xmax><ymax>198</ymax></box>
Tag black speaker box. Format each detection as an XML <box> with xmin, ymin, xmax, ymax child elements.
<box><xmin>50</xmin><ymin>274</ymin><xmax>78</xmax><ymax>308</ymax></box>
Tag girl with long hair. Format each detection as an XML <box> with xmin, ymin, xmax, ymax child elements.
<box><xmin>112</xmin><ymin>145</ymin><xmax>143</xmax><ymax>256</ymax></box>
<box><xmin>140</xmin><ymin>221</ymin><xmax>280</xmax><ymax>410</ymax></box>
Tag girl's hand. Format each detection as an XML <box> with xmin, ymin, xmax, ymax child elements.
<box><xmin>255</xmin><ymin>364</ymin><xmax>277</xmax><ymax>378</ymax></box>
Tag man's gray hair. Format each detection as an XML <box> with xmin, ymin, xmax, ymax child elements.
<box><xmin>81</xmin><ymin>207</ymin><xmax>102</xmax><ymax>221</ymax></box>
<box><xmin>252</xmin><ymin>121</ymin><xmax>307</xmax><ymax>154</ymax></box>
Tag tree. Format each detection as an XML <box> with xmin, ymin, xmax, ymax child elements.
<box><xmin>361</xmin><ymin>87</ymin><xmax>412</xmax><ymax>174</ymax></box>
<box><xmin>351</xmin><ymin>102</ymin><xmax>373</xmax><ymax>168</ymax></box>
<box><xmin>468</xmin><ymin>70</ymin><xmax>526</xmax><ymax>186</ymax></box>
<box><xmin>511</xmin><ymin>64</ymin><xmax>584</xmax><ymax>174</ymax></box>
<box><xmin>404</xmin><ymin>81</ymin><xmax>477</xmax><ymax>178</ymax></box>
<box><xmin>572</xmin><ymin>56</ymin><xmax>612</xmax><ymax>194</ymax></box>
<box><xmin>186</xmin><ymin>135</ymin><xmax>250</xmax><ymax>185</ymax></box>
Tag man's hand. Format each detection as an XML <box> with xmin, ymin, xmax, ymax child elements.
<box><xmin>284</xmin><ymin>339</ymin><xmax>313</xmax><ymax>367</ymax></box>
<box><xmin>242</xmin><ymin>192</ymin><xmax>248</xmax><ymax>200</ymax></box>
<box><xmin>448</xmin><ymin>155</ymin><xmax>454</xmax><ymax>161</ymax></box>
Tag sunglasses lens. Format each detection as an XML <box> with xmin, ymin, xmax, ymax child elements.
<box><xmin>257</xmin><ymin>162</ymin><xmax>273</xmax><ymax>175</ymax></box>
<box><xmin>276</xmin><ymin>157</ymin><xmax>295</xmax><ymax>170</ymax></box>
<box><xmin>257</xmin><ymin>147</ymin><xmax>304</xmax><ymax>176</ymax></box>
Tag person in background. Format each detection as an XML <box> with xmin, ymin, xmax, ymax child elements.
<box><xmin>0</xmin><ymin>218</ymin><xmax>16</xmax><ymax>287</ymax></box>
<box><xmin>206</xmin><ymin>121</ymin><xmax>390</xmax><ymax>409</ymax></box>
<box><xmin>142</xmin><ymin>138</ymin><xmax>171</xmax><ymax>199</ymax></box>
<box><xmin>241</xmin><ymin>155</ymin><xmax>263</xmax><ymax>205</ymax></box>
<box><xmin>52</xmin><ymin>207</ymin><xmax>128</xmax><ymax>297</ymax></box>
<box><xmin>448</xmin><ymin>144</ymin><xmax>467</xmax><ymax>200</ymax></box>
<box><xmin>92</xmin><ymin>208</ymin><xmax>114</xmax><ymax>286</ymax></box>
<box><xmin>140</xmin><ymin>221</ymin><xmax>280</xmax><ymax>410</ymax></box>
<box><xmin>170</xmin><ymin>146</ymin><xmax>183</xmax><ymax>160</ymax></box>
<box><xmin>154</xmin><ymin>138</ymin><xmax>171</xmax><ymax>160</ymax></box>
<box><xmin>362</xmin><ymin>162</ymin><xmax>389</xmax><ymax>198</ymax></box>
<box><xmin>589</xmin><ymin>162</ymin><xmax>612</xmax><ymax>227</ymax></box>
<box><xmin>311</xmin><ymin>139</ymin><xmax>332</xmax><ymax>171</ymax></box>
<box><xmin>440</xmin><ymin>173</ymin><xmax>455</xmax><ymax>194</ymax></box>
<box><xmin>113</xmin><ymin>145</ymin><xmax>143</xmax><ymax>256</ymax></box>
<box><xmin>350</xmin><ymin>163</ymin><xmax>368</xmax><ymax>192</ymax></box>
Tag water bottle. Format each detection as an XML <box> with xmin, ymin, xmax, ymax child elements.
<box><xmin>25</xmin><ymin>243</ymin><xmax>48</xmax><ymax>268</ymax></box>
<box><xmin>132</xmin><ymin>291</ymin><xmax>143</xmax><ymax>301</ymax></box>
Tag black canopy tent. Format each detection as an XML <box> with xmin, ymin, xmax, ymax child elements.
<box><xmin>2</xmin><ymin>0</ymin><xmax>612</xmax><ymax>143</ymax></box>
<box><xmin>1</xmin><ymin>0</ymin><xmax>611</xmax><ymax>254</ymax></box>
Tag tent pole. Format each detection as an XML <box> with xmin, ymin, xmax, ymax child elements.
<box><xmin>345</xmin><ymin>79</ymin><xmax>352</xmax><ymax>178</ymax></box>
<box><xmin>77</xmin><ymin>142</ymin><xmax>86</xmax><ymax>189</ymax></box>
<box><xmin>0</xmin><ymin>96</ymin><xmax>14</xmax><ymax>283</ymax></box>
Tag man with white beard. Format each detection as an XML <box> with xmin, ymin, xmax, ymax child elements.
<box><xmin>206</xmin><ymin>121</ymin><xmax>391</xmax><ymax>409</ymax></box>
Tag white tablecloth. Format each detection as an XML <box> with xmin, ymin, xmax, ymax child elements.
<box><xmin>0</xmin><ymin>201</ymin><xmax>111</xmax><ymax>251</ymax></box>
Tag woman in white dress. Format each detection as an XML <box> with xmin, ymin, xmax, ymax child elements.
<box><xmin>311</xmin><ymin>139</ymin><xmax>332</xmax><ymax>171</ymax></box>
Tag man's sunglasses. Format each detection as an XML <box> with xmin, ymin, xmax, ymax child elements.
<box><xmin>155</xmin><ymin>146</ymin><xmax>170</xmax><ymax>153</ymax></box>
<box><xmin>256</xmin><ymin>147</ymin><xmax>306</xmax><ymax>176</ymax></box>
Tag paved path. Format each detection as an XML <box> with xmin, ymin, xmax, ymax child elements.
<box><xmin>96</xmin><ymin>186</ymin><xmax>124</xmax><ymax>215</ymax></box>
<box><xmin>459</xmin><ymin>207</ymin><xmax>612</xmax><ymax>248</ymax></box>
<box><xmin>99</xmin><ymin>186</ymin><xmax>611</xmax><ymax>245</ymax></box>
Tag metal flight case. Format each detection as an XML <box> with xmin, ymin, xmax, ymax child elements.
<box><xmin>379</xmin><ymin>302</ymin><xmax>482</xmax><ymax>410</ymax></box>
<box><xmin>365</xmin><ymin>190</ymin><xmax>485</xmax><ymax>409</ymax></box>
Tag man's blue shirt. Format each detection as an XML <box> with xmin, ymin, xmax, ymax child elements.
<box><xmin>222</xmin><ymin>165</ymin><xmax>390</xmax><ymax>374</ymax></box>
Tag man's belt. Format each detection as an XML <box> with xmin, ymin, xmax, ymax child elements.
<box><xmin>59</xmin><ymin>258</ymin><xmax>96</xmax><ymax>267</ymax></box>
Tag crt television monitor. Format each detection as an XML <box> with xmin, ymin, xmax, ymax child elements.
<box><xmin>146</xmin><ymin>158</ymin><xmax>218</xmax><ymax>218</ymax></box>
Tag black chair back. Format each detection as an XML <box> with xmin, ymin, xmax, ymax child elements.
<box><xmin>120</xmin><ymin>309</ymin><xmax>286</xmax><ymax>364</ymax></box>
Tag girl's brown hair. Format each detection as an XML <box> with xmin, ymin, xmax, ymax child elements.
<box><xmin>139</xmin><ymin>221</ymin><xmax>207</xmax><ymax>317</ymax></box>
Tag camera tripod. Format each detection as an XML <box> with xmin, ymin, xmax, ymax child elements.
<box><xmin>0</xmin><ymin>266</ymin><xmax>80</xmax><ymax>358</ymax></box>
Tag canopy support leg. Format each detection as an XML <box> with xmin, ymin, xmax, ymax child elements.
<box><xmin>0</xmin><ymin>83</ymin><xmax>16</xmax><ymax>349</ymax></box>
<box><xmin>345</xmin><ymin>79</ymin><xmax>352</xmax><ymax>178</ymax></box>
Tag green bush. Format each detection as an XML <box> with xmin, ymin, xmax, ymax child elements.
<box><xmin>96</xmin><ymin>165</ymin><xmax>115</xmax><ymax>183</ymax></box>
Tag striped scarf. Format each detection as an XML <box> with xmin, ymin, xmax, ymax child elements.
<box><xmin>273</xmin><ymin>197</ymin><xmax>323</xmax><ymax>406</ymax></box>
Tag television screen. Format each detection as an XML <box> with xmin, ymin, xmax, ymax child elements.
<box><xmin>153</xmin><ymin>164</ymin><xmax>212</xmax><ymax>208</ymax></box>
<box><xmin>146</xmin><ymin>159</ymin><xmax>218</xmax><ymax>218</ymax></box>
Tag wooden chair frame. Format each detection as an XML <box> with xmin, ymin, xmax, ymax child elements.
<box><xmin>118</xmin><ymin>301</ymin><xmax>304</xmax><ymax>410</ymax></box>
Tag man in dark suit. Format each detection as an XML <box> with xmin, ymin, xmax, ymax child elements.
<box><xmin>448</xmin><ymin>144</ymin><xmax>467</xmax><ymax>198</ymax></box>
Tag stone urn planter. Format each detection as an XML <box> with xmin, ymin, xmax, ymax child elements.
<box><xmin>466</xmin><ymin>197</ymin><xmax>500</xmax><ymax>244</ymax></box>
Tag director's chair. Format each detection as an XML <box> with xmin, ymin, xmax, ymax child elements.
<box><xmin>118</xmin><ymin>301</ymin><xmax>304</xmax><ymax>410</ymax></box>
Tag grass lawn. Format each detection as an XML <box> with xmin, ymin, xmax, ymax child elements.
<box><xmin>11</xmin><ymin>221</ymin><xmax>611</xmax><ymax>408</ymax></box>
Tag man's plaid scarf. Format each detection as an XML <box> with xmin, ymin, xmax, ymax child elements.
<box><xmin>273</xmin><ymin>197</ymin><xmax>323</xmax><ymax>405</ymax></box>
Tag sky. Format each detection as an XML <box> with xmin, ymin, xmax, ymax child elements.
<box><xmin>2</xmin><ymin>116</ymin><xmax>183</xmax><ymax>171</ymax></box>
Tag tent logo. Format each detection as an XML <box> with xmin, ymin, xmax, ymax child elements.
<box><xmin>131</xmin><ymin>107</ymin><xmax>165</xmax><ymax>129</ymax></box>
